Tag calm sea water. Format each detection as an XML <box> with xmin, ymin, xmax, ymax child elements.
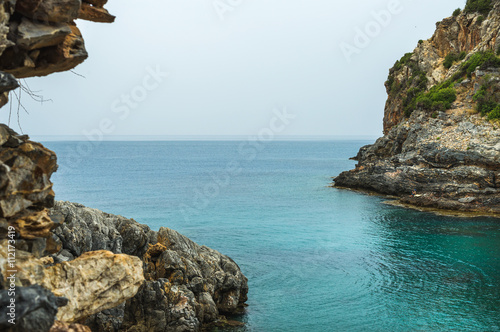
<box><xmin>43</xmin><ymin>140</ymin><xmax>500</xmax><ymax>332</ymax></box>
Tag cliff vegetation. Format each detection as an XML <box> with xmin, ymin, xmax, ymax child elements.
<box><xmin>335</xmin><ymin>0</ymin><xmax>500</xmax><ymax>214</ymax></box>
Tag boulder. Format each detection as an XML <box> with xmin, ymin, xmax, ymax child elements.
<box><xmin>50</xmin><ymin>321</ymin><xmax>92</xmax><ymax>332</ymax></box>
<box><xmin>0</xmin><ymin>241</ymin><xmax>144</xmax><ymax>324</ymax></box>
<box><xmin>0</xmin><ymin>285</ymin><xmax>68</xmax><ymax>332</ymax></box>
<box><xmin>0</xmin><ymin>71</ymin><xmax>18</xmax><ymax>93</ymax></box>
<box><xmin>15</xmin><ymin>0</ymin><xmax>81</xmax><ymax>23</ymax></box>
<box><xmin>17</xmin><ymin>17</ymin><xmax>72</xmax><ymax>50</ymax></box>
<box><xmin>1</xmin><ymin>24</ymin><xmax>88</xmax><ymax>78</ymax></box>
<box><xmin>0</xmin><ymin>126</ymin><xmax>58</xmax><ymax>240</ymax></box>
<box><xmin>46</xmin><ymin>250</ymin><xmax>144</xmax><ymax>323</ymax></box>
<box><xmin>51</xmin><ymin>201</ymin><xmax>249</xmax><ymax>331</ymax></box>
<box><xmin>78</xmin><ymin>3</ymin><xmax>115</xmax><ymax>23</ymax></box>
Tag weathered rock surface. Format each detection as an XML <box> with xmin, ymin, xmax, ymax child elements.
<box><xmin>15</xmin><ymin>0</ymin><xmax>81</xmax><ymax>23</ymax></box>
<box><xmin>383</xmin><ymin>2</ymin><xmax>500</xmax><ymax>133</ymax></box>
<box><xmin>0</xmin><ymin>71</ymin><xmax>18</xmax><ymax>93</ymax></box>
<box><xmin>0</xmin><ymin>239</ymin><xmax>145</xmax><ymax>324</ymax></box>
<box><xmin>0</xmin><ymin>124</ymin><xmax>58</xmax><ymax>240</ymax></box>
<box><xmin>50</xmin><ymin>321</ymin><xmax>92</xmax><ymax>332</ymax></box>
<box><xmin>16</xmin><ymin>17</ymin><xmax>72</xmax><ymax>50</ymax></box>
<box><xmin>78</xmin><ymin>2</ymin><xmax>115</xmax><ymax>23</ymax></box>
<box><xmin>51</xmin><ymin>201</ymin><xmax>249</xmax><ymax>331</ymax></box>
<box><xmin>0</xmin><ymin>0</ymin><xmax>250</xmax><ymax>330</ymax></box>
<box><xmin>0</xmin><ymin>285</ymin><xmax>68</xmax><ymax>332</ymax></box>
<box><xmin>335</xmin><ymin>2</ymin><xmax>500</xmax><ymax>214</ymax></box>
<box><xmin>335</xmin><ymin>108</ymin><xmax>500</xmax><ymax>213</ymax></box>
<box><xmin>46</xmin><ymin>250</ymin><xmax>145</xmax><ymax>323</ymax></box>
<box><xmin>0</xmin><ymin>0</ymin><xmax>116</xmax><ymax>104</ymax></box>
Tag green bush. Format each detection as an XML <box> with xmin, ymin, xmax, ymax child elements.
<box><xmin>488</xmin><ymin>106</ymin><xmax>500</xmax><ymax>120</ymax></box>
<box><xmin>417</xmin><ymin>96</ymin><xmax>432</xmax><ymax>109</ymax></box>
<box><xmin>443</xmin><ymin>53</ymin><xmax>456</xmax><ymax>69</ymax></box>
<box><xmin>443</xmin><ymin>51</ymin><xmax>468</xmax><ymax>69</ymax></box>
<box><xmin>478</xmin><ymin>100</ymin><xmax>498</xmax><ymax>116</ymax></box>
<box><xmin>429</xmin><ymin>87</ymin><xmax>457</xmax><ymax>109</ymax></box>
<box><xmin>395</xmin><ymin>49</ymin><xmax>499</xmax><ymax>118</ymax></box>
<box><xmin>497</xmin><ymin>46</ymin><xmax>500</xmax><ymax>56</ymax></box>
<box><xmin>418</xmin><ymin>40</ymin><xmax>423</xmax><ymax>45</ymax></box>
<box><xmin>453</xmin><ymin>8</ymin><xmax>461</xmax><ymax>17</ymax></box>
<box><xmin>454</xmin><ymin>51</ymin><xmax>500</xmax><ymax>78</ymax></box>
<box><xmin>465</xmin><ymin>0</ymin><xmax>493</xmax><ymax>15</ymax></box>
<box><xmin>473</xmin><ymin>78</ymin><xmax>500</xmax><ymax>117</ymax></box>
<box><xmin>473</xmin><ymin>85</ymin><xmax>487</xmax><ymax>102</ymax></box>
<box><xmin>393</xmin><ymin>52</ymin><xmax>413</xmax><ymax>71</ymax></box>
<box><xmin>477</xmin><ymin>15</ymin><xmax>485</xmax><ymax>24</ymax></box>
<box><xmin>411</xmin><ymin>80</ymin><xmax>457</xmax><ymax>115</ymax></box>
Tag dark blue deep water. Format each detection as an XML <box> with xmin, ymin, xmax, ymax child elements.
<box><xmin>43</xmin><ymin>140</ymin><xmax>500</xmax><ymax>332</ymax></box>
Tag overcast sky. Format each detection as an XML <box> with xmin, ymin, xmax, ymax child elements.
<box><xmin>2</xmin><ymin>0</ymin><xmax>464</xmax><ymax>139</ymax></box>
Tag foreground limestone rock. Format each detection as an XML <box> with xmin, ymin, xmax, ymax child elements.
<box><xmin>47</xmin><ymin>250</ymin><xmax>144</xmax><ymax>323</ymax></box>
<box><xmin>0</xmin><ymin>0</ymin><xmax>250</xmax><ymax>330</ymax></box>
<box><xmin>0</xmin><ymin>121</ymin><xmax>249</xmax><ymax>331</ymax></box>
<box><xmin>51</xmin><ymin>201</ymin><xmax>249</xmax><ymax>331</ymax></box>
<box><xmin>50</xmin><ymin>321</ymin><xmax>92</xmax><ymax>332</ymax></box>
<box><xmin>0</xmin><ymin>239</ymin><xmax>145</xmax><ymax>324</ymax></box>
<box><xmin>335</xmin><ymin>2</ymin><xmax>500</xmax><ymax>213</ymax></box>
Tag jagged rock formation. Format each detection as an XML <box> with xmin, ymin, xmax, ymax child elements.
<box><xmin>0</xmin><ymin>0</ymin><xmax>115</xmax><ymax>107</ymax></box>
<box><xmin>0</xmin><ymin>1</ymin><xmax>249</xmax><ymax>331</ymax></box>
<box><xmin>0</xmin><ymin>284</ymin><xmax>68</xmax><ymax>332</ymax></box>
<box><xmin>0</xmin><ymin>122</ymin><xmax>249</xmax><ymax>331</ymax></box>
<box><xmin>51</xmin><ymin>201</ymin><xmax>249</xmax><ymax>332</ymax></box>
<box><xmin>383</xmin><ymin>3</ymin><xmax>500</xmax><ymax>133</ymax></box>
<box><xmin>334</xmin><ymin>1</ymin><xmax>500</xmax><ymax>214</ymax></box>
<box><xmin>0</xmin><ymin>124</ymin><xmax>59</xmax><ymax>242</ymax></box>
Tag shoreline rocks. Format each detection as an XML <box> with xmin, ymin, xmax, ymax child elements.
<box><xmin>334</xmin><ymin>2</ymin><xmax>500</xmax><ymax>214</ymax></box>
<box><xmin>0</xmin><ymin>0</ymin><xmax>249</xmax><ymax>330</ymax></box>
<box><xmin>51</xmin><ymin>201</ymin><xmax>249</xmax><ymax>332</ymax></box>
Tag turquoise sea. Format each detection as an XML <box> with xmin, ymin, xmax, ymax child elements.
<box><xmin>43</xmin><ymin>140</ymin><xmax>500</xmax><ymax>332</ymax></box>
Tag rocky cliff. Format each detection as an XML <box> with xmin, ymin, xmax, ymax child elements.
<box><xmin>334</xmin><ymin>0</ymin><xmax>500</xmax><ymax>214</ymax></box>
<box><xmin>0</xmin><ymin>0</ymin><xmax>249</xmax><ymax>331</ymax></box>
<box><xmin>0</xmin><ymin>0</ymin><xmax>115</xmax><ymax>107</ymax></box>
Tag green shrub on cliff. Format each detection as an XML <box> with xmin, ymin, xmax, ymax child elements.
<box><xmin>453</xmin><ymin>51</ymin><xmax>500</xmax><ymax>79</ymax></box>
<box><xmin>415</xmin><ymin>80</ymin><xmax>457</xmax><ymax>112</ymax></box>
<box><xmin>453</xmin><ymin>8</ymin><xmax>461</xmax><ymax>17</ymax></box>
<box><xmin>443</xmin><ymin>54</ymin><xmax>456</xmax><ymax>69</ymax></box>
<box><xmin>488</xmin><ymin>106</ymin><xmax>500</xmax><ymax>120</ymax></box>
<box><xmin>393</xmin><ymin>52</ymin><xmax>413</xmax><ymax>71</ymax></box>
<box><xmin>465</xmin><ymin>0</ymin><xmax>493</xmax><ymax>15</ymax></box>
<box><xmin>443</xmin><ymin>52</ymin><xmax>467</xmax><ymax>69</ymax></box>
<box><xmin>473</xmin><ymin>77</ymin><xmax>500</xmax><ymax>119</ymax></box>
<box><xmin>386</xmin><ymin>52</ymin><xmax>422</xmax><ymax>99</ymax></box>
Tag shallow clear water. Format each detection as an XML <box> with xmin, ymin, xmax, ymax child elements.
<box><xmin>44</xmin><ymin>140</ymin><xmax>500</xmax><ymax>332</ymax></box>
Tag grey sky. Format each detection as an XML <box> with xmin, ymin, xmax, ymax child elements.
<box><xmin>2</xmin><ymin>0</ymin><xmax>464</xmax><ymax>139</ymax></box>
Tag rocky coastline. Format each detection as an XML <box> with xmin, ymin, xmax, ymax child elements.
<box><xmin>0</xmin><ymin>0</ymin><xmax>249</xmax><ymax>331</ymax></box>
<box><xmin>334</xmin><ymin>1</ymin><xmax>500</xmax><ymax>215</ymax></box>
